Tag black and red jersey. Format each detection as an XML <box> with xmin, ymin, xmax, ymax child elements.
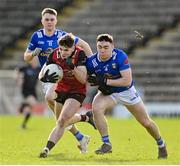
<box><xmin>46</xmin><ymin>46</ymin><xmax>87</xmax><ymax>94</ymax></box>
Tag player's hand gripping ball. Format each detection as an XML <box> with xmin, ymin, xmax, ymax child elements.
<box><xmin>41</xmin><ymin>64</ymin><xmax>63</xmax><ymax>83</ymax></box>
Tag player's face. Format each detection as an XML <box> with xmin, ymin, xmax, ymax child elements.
<box><xmin>41</xmin><ymin>13</ymin><xmax>57</xmax><ymax>31</ymax></box>
<box><xmin>59</xmin><ymin>46</ymin><xmax>75</xmax><ymax>59</ymax></box>
<box><xmin>97</xmin><ymin>41</ymin><xmax>114</xmax><ymax>61</ymax></box>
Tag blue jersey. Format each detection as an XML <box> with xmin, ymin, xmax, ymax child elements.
<box><xmin>27</xmin><ymin>29</ymin><xmax>79</xmax><ymax>67</ymax></box>
<box><xmin>86</xmin><ymin>48</ymin><xmax>133</xmax><ymax>93</ymax></box>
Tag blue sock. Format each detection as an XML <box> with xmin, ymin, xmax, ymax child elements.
<box><xmin>102</xmin><ymin>135</ymin><xmax>110</xmax><ymax>144</ymax></box>
<box><xmin>156</xmin><ymin>137</ymin><xmax>165</xmax><ymax>148</ymax></box>
<box><xmin>74</xmin><ymin>131</ymin><xmax>84</xmax><ymax>141</ymax></box>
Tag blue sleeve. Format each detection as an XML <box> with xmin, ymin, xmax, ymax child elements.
<box><xmin>118</xmin><ymin>50</ymin><xmax>130</xmax><ymax>71</ymax></box>
<box><xmin>74</xmin><ymin>36</ymin><xmax>79</xmax><ymax>45</ymax></box>
<box><xmin>27</xmin><ymin>32</ymin><xmax>37</xmax><ymax>51</ymax></box>
<box><xmin>86</xmin><ymin>57</ymin><xmax>94</xmax><ymax>74</ymax></box>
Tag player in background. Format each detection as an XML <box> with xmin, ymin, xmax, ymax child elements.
<box><xmin>38</xmin><ymin>34</ymin><xmax>95</xmax><ymax>157</ymax></box>
<box><xmin>86</xmin><ymin>34</ymin><xmax>168</xmax><ymax>159</ymax></box>
<box><xmin>23</xmin><ymin>8</ymin><xmax>93</xmax><ymax>153</ymax></box>
<box><xmin>16</xmin><ymin>57</ymin><xmax>40</xmax><ymax>129</ymax></box>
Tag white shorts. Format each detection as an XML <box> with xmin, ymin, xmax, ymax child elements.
<box><xmin>41</xmin><ymin>82</ymin><xmax>55</xmax><ymax>94</ymax></box>
<box><xmin>110</xmin><ymin>86</ymin><xmax>142</xmax><ymax>105</ymax></box>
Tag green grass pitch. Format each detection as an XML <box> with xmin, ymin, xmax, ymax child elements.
<box><xmin>0</xmin><ymin>115</ymin><xmax>180</xmax><ymax>165</ymax></box>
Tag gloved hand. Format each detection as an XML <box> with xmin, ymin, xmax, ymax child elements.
<box><xmin>98</xmin><ymin>85</ymin><xmax>113</xmax><ymax>95</ymax></box>
<box><xmin>32</xmin><ymin>48</ymin><xmax>42</xmax><ymax>57</ymax></box>
<box><xmin>87</xmin><ymin>74</ymin><xmax>107</xmax><ymax>86</ymax></box>
<box><xmin>66</xmin><ymin>57</ymin><xmax>75</xmax><ymax>70</ymax></box>
<box><xmin>40</xmin><ymin>69</ymin><xmax>59</xmax><ymax>83</ymax></box>
<box><xmin>40</xmin><ymin>48</ymin><xmax>53</xmax><ymax>57</ymax></box>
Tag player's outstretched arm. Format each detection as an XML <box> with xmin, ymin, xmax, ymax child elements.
<box><xmin>107</xmin><ymin>68</ymin><xmax>132</xmax><ymax>87</ymax></box>
<box><xmin>24</xmin><ymin>48</ymin><xmax>42</xmax><ymax>62</ymax></box>
<box><xmin>73</xmin><ymin>66</ymin><xmax>87</xmax><ymax>84</ymax></box>
<box><xmin>77</xmin><ymin>38</ymin><xmax>93</xmax><ymax>57</ymax></box>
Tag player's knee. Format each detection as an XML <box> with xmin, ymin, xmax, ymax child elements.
<box><xmin>19</xmin><ymin>103</ymin><xmax>31</xmax><ymax>113</ymax></box>
<box><xmin>141</xmin><ymin>119</ymin><xmax>153</xmax><ymax>129</ymax></box>
<box><xmin>57</xmin><ymin>116</ymin><xmax>67</xmax><ymax>128</ymax></box>
<box><xmin>92</xmin><ymin>102</ymin><xmax>105</xmax><ymax>113</ymax></box>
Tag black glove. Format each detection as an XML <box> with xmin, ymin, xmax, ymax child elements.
<box><xmin>87</xmin><ymin>74</ymin><xmax>107</xmax><ymax>86</ymax></box>
<box><xmin>66</xmin><ymin>57</ymin><xmax>75</xmax><ymax>70</ymax></box>
<box><xmin>98</xmin><ymin>85</ymin><xmax>113</xmax><ymax>95</ymax></box>
<box><xmin>32</xmin><ymin>48</ymin><xmax>42</xmax><ymax>57</ymax></box>
<box><xmin>40</xmin><ymin>69</ymin><xmax>59</xmax><ymax>83</ymax></box>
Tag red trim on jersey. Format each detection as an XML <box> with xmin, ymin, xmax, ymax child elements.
<box><xmin>124</xmin><ymin>58</ymin><xmax>129</xmax><ymax>64</ymax></box>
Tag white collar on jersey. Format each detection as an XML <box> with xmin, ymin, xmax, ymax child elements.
<box><xmin>43</xmin><ymin>29</ymin><xmax>56</xmax><ymax>37</ymax></box>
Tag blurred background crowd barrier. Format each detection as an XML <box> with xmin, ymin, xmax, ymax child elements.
<box><xmin>0</xmin><ymin>0</ymin><xmax>180</xmax><ymax>117</ymax></box>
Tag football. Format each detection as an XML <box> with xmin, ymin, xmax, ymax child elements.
<box><xmin>43</xmin><ymin>64</ymin><xmax>63</xmax><ymax>82</ymax></box>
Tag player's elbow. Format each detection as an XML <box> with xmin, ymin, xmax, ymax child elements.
<box><xmin>81</xmin><ymin>79</ymin><xmax>86</xmax><ymax>84</ymax></box>
<box><xmin>124</xmin><ymin>77</ymin><xmax>132</xmax><ymax>87</ymax></box>
<box><xmin>24</xmin><ymin>55</ymin><xmax>27</xmax><ymax>62</ymax></box>
<box><xmin>23</xmin><ymin>52</ymin><xmax>32</xmax><ymax>62</ymax></box>
<box><xmin>24</xmin><ymin>54</ymin><xmax>29</xmax><ymax>62</ymax></box>
<box><xmin>77</xmin><ymin>39</ymin><xmax>92</xmax><ymax>57</ymax></box>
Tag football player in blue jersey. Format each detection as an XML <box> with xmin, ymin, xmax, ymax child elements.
<box><xmin>23</xmin><ymin>8</ymin><xmax>93</xmax><ymax>154</ymax></box>
<box><xmin>86</xmin><ymin>34</ymin><xmax>167</xmax><ymax>159</ymax></box>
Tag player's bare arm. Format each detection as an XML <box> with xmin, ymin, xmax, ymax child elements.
<box><xmin>24</xmin><ymin>49</ymin><xmax>34</xmax><ymax>62</ymax></box>
<box><xmin>24</xmin><ymin>48</ymin><xmax>42</xmax><ymax>62</ymax></box>
<box><xmin>107</xmin><ymin>68</ymin><xmax>132</xmax><ymax>87</ymax></box>
<box><xmin>72</xmin><ymin>66</ymin><xmax>87</xmax><ymax>84</ymax></box>
<box><xmin>77</xmin><ymin>38</ymin><xmax>93</xmax><ymax>57</ymax></box>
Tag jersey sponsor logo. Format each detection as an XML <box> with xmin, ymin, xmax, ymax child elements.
<box><xmin>37</xmin><ymin>31</ymin><xmax>43</xmax><ymax>38</ymax></box>
<box><xmin>95</xmin><ymin>69</ymin><xmax>101</xmax><ymax>73</ymax></box>
<box><xmin>38</xmin><ymin>41</ymin><xmax>44</xmax><ymax>44</ymax></box>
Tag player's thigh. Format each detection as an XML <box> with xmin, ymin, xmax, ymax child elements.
<box><xmin>46</xmin><ymin>84</ymin><xmax>56</xmax><ymax>98</ymax></box>
<box><xmin>125</xmin><ymin>101</ymin><xmax>151</xmax><ymax>123</ymax></box>
<box><xmin>55</xmin><ymin>101</ymin><xmax>63</xmax><ymax>120</ymax></box>
<box><xmin>41</xmin><ymin>82</ymin><xmax>54</xmax><ymax>94</ymax></box>
<box><xmin>59</xmin><ymin>98</ymin><xmax>81</xmax><ymax>121</ymax></box>
<box><xmin>42</xmin><ymin>83</ymin><xmax>55</xmax><ymax>100</ymax></box>
<box><xmin>92</xmin><ymin>91</ymin><xmax>116</xmax><ymax>112</ymax></box>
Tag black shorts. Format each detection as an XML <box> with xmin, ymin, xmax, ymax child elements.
<box><xmin>55</xmin><ymin>91</ymin><xmax>86</xmax><ymax>105</ymax></box>
<box><xmin>22</xmin><ymin>90</ymin><xmax>37</xmax><ymax>99</ymax></box>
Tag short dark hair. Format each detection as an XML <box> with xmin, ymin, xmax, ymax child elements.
<box><xmin>41</xmin><ymin>8</ymin><xmax>57</xmax><ymax>16</ymax></box>
<box><xmin>96</xmin><ymin>34</ymin><xmax>113</xmax><ymax>43</ymax></box>
<box><xmin>58</xmin><ymin>34</ymin><xmax>75</xmax><ymax>48</ymax></box>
